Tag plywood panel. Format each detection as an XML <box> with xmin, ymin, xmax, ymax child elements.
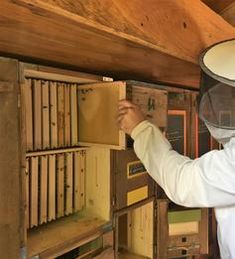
<box><xmin>78</xmin><ymin>82</ymin><xmax>126</xmax><ymax>149</ymax></box>
<box><xmin>86</xmin><ymin>147</ymin><xmax>111</xmax><ymax>221</ymax></box>
<box><xmin>129</xmin><ymin>202</ymin><xmax>154</xmax><ymax>258</ymax></box>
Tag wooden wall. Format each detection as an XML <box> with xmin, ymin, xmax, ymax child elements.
<box><xmin>0</xmin><ymin>58</ymin><xmax>22</xmax><ymax>258</ymax></box>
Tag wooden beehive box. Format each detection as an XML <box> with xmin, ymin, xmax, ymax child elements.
<box><xmin>0</xmin><ymin>57</ymin><xmax>166</xmax><ymax>258</ymax></box>
<box><xmin>112</xmin><ymin>149</ymin><xmax>155</xmax><ymax>211</ymax></box>
<box><xmin>157</xmin><ymin>200</ymin><xmax>209</xmax><ymax>258</ymax></box>
<box><xmin>19</xmin><ymin>61</ymin><xmax>117</xmax><ymax>257</ymax></box>
<box><xmin>0</xmin><ymin>57</ymin><xmax>121</xmax><ymax>258</ymax></box>
<box><xmin>114</xmin><ymin>199</ymin><xmax>156</xmax><ymax>259</ymax></box>
<box><xmin>112</xmin><ymin>81</ymin><xmax>168</xmax><ymax>211</ymax></box>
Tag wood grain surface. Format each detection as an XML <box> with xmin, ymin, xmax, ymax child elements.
<box><xmin>2</xmin><ymin>0</ymin><xmax>235</xmax><ymax>87</ymax></box>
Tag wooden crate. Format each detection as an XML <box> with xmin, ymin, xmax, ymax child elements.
<box><xmin>112</xmin><ymin>149</ymin><xmax>155</xmax><ymax>211</ymax></box>
<box><xmin>157</xmin><ymin>200</ymin><xmax>209</xmax><ymax>259</ymax></box>
<box><xmin>114</xmin><ymin>199</ymin><xmax>156</xmax><ymax>259</ymax></box>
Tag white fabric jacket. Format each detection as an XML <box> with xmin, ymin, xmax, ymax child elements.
<box><xmin>131</xmin><ymin>120</ymin><xmax>235</xmax><ymax>259</ymax></box>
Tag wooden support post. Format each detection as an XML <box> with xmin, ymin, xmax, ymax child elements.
<box><xmin>157</xmin><ymin>200</ymin><xmax>168</xmax><ymax>259</ymax></box>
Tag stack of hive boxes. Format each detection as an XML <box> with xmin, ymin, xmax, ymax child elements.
<box><xmin>0</xmin><ymin>57</ymin><xmax>216</xmax><ymax>258</ymax></box>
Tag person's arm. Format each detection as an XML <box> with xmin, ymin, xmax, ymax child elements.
<box><xmin>132</xmin><ymin>120</ymin><xmax>235</xmax><ymax>208</ymax></box>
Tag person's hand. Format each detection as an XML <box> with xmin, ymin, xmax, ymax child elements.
<box><xmin>117</xmin><ymin>100</ymin><xmax>145</xmax><ymax>135</ymax></box>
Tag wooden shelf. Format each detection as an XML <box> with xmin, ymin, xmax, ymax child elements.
<box><xmin>118</xmin><ymin>251</ymin><xmax>151</xmax><ymax>259</ymax></box>
<box><xmin>28</xmin><ymin>213</ymin><xmax>109</xmax><ymax>258</ymax></box>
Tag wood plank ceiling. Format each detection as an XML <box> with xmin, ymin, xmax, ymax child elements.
<box><xmin>202</xmin><ymin>0</ymin><xmax>235</xmax><ymax>13</ymax></box>
<box><xmin>1</xmin><ymin>0</ymin><xmax>235</xmax><ymax>88</ymax></box>
<box><xmin>202</xmin><ymin>0</ymin><xmax>235</xmax><ymax>26</ymax></box>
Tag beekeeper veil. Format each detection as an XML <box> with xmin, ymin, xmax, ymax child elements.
<box><xmin>199</xmin><ymin>39</ymin><xmax>235</xmax><ymax>145</ymax></box>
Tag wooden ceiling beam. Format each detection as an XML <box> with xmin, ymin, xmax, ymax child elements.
<box><xmin>201</xmin><ymin>0</ymin><xmax>235</xmax><ymax>13</ymax></box>
<box><xmin>221</xmin><ymin>2</ymin><xmax>235</xmax><ymax>27</ymax></box>
<box><xmin>0</xmin><ymin>0</ymin><xmax>235</xmax><ymax>89</ymax></box>
<box><xmin>0</xmin><ymin>0</ymin><xmax>200</xmax><ymax>88</ymax></box>
<box><xmin>38</xmin><ymin>0</ymin><xmax>235</xmax><ymax>63</ymax></box>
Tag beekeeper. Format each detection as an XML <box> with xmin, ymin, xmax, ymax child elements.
<box><xmin>118</xmin><ymin>39</ymin><xmax>235</xmax><ymax>259</ymax></box>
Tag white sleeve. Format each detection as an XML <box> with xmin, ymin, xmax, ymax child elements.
<box><xmin>131</xmin><ymin>120</ymin><xmax>235</xmax><ymax>208</ymax></box>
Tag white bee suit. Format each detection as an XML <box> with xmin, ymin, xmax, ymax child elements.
<box><xmin>131</xmin><ymin>120</ymin><xmax>235</xmax><ymax>259</ymax></box>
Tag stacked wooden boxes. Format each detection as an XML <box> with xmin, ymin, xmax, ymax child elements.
<box><xmin>19</xmin><ymin>62</ymin><xmax>117</xmax><ymax>258</ymax></box>
<box><xmin>113</xmin><ymin>81</ymin><xmax>168</xmax><ymax>259</ymax></box>
<box><xmin>155</xmin><ymin>87</ymin><xmax>210</xmax><ymax>258</ymax></box>
<box><xmin>18</xmin><ymin>60</ymin><xmax>168</xmax><ymax>258</ymax></box>
<box><xmin>0</xmin><ymin>57</ymin><xmax>215</xmax><ymax>258</ymax></box>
